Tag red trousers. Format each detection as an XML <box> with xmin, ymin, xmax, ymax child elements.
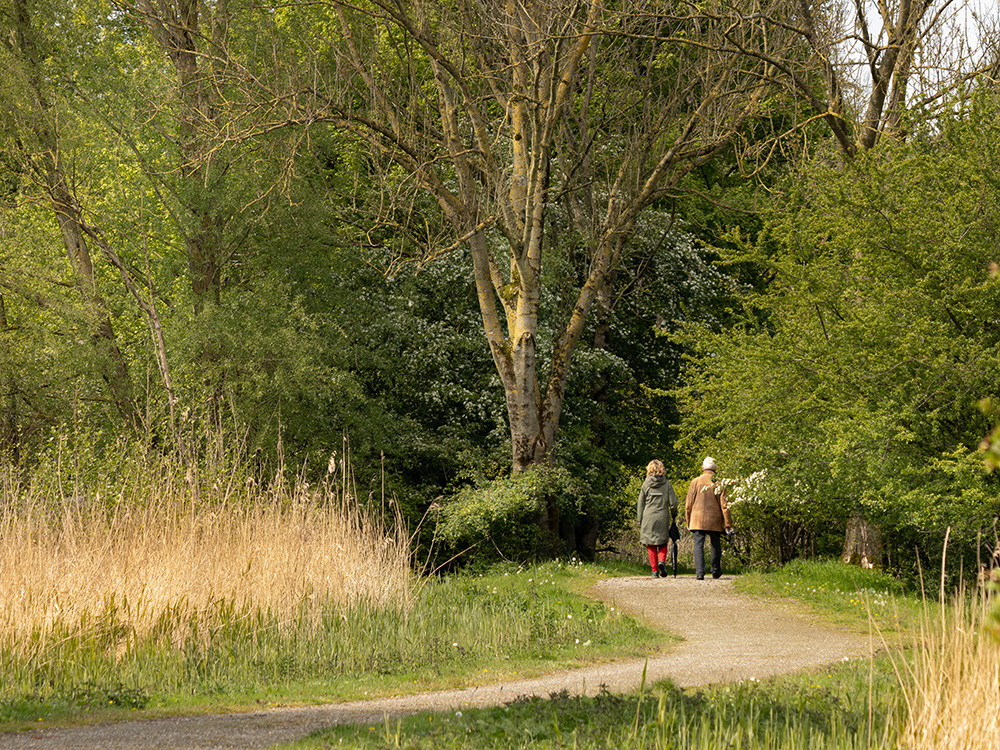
<box><xmin>647</xmin><ymin>544</ymin><xmax>668</xmax><ymax>571</ymax></box>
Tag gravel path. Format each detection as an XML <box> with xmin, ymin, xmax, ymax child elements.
<box><xmin>0</xmin><ymin>575</ymin><xmax>870</xmax><ymax>750</ymax></box>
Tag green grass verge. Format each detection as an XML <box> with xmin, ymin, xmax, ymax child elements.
<box><xmin>4</xmin><ymin>556</ymin><xmax>924</xmax><ymax>746</ymax></box>
<box><xmin>0</xmin><ymin>559</ymin><xmax>666</xmax><ymax>731</ymax></box>
<box><xmin>297</xmin><ymin>656</ymin><xmax>901</xmax><ymax>749</ymax></box>
<box><xmin>733</xmin><ymin>558</ymin><xmax>923</xmax><ymax>639</ymax></box>
<box><xmin>283</xmin><ymin>558</ymin><xmax>920</xmax><ymax>750</ymax></box>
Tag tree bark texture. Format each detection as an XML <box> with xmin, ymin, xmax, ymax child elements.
<box><xmin>841</xmin><ymin>514</ymin><xmax>883</xmax><ymax>568</ymax></box>
<box><xmin>303</xmin><ymin>0</ymin><xmax>781</xmax><ymax>475</ymax></box>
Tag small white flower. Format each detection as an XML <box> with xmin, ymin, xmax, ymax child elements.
<box><xmin>567</xmin><ymin>614</ymin><xmax>573</xmax><ymax>619</ymax></box>
<box><xmin>452</xmin><ymin>642</ymin><xmax>459</xmax><ymax>647</ymax></box>
<box><xmin>455</xmin><ymin>711</ymin><xmax>462</xmax><ymax>718</ymax></box>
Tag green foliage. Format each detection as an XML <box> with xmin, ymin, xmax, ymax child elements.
<box><xmin>8</xmin><ymin>0</ymin><xmax>998</xmax><ymax>580</ymax></box>
<box><xmin>314</xmin><ymin>659</ymin><xmax>900</xmax><ymax>750</ymax></box>
<box><xmin>0</xmin><ymin>0</ymin><xmax>757</xmax><ymax>561</ymax></box>
<box><xmin>558</xmin><ymin>224</ymin><xmax>737</xmax><ymax>474</ymax></box>
<box><xmin>168</xmin><ymin>276</ymin><xmax>337</xmax><ymax>455</ymax></box>
<box><xmin>436</xmin><ymin>467</ymin><xmax>579</xmax><ymax>561</ymax></box>
<box><xmin>435</xmin><ymin>455</ymin><xmax>648</xmax><ymax>564</ymax></box>
<box><xmin>676</xmin><ymin>93</ymin><xmax>1000</xmax><ymax>575</ymax></box>
<box><xmin>988</xmin><ymin>581</ymin><xmax>1000</xmax><ymax>644</ymax></box>
<box><xmin>981</xmin><ymin>397</ymin><xmax>1000</xmax><ymax>473</ymax></box>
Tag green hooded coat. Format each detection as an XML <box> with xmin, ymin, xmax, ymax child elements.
<box><xmin>637</xmin><ymin>475</ymin><xmax>679</xmax><ymax>546</ymax></box>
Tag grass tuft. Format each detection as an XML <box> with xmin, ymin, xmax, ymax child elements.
<box><xmin>1</xmin><ymin>445</ymin><xmax>662</xmax><ymax>726</ymax></box>
<box><xmin>0</xmin><ymin>447</ymin><xmax>413</xmax><ymax>716</ymax></box>
<box><xmin>891</xmin><ymin>581</ymin><xmax>1000</xmax><ymax>749</ymax></box>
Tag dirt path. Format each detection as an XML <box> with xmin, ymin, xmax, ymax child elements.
<box><xmin>0</xmin><ymin>575</ymin><xmax>870</xmax><ymax>750</ymax></box>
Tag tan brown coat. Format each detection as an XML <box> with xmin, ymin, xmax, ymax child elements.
<box><xmin>685</xmin><ymin>471</ymin><xmax>732</xmax><ymax>532</ymax></box>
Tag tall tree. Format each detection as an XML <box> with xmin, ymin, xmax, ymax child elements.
<box><xmin>675</xmin><ymin>91</ymin><xmax>1000</xmax><ymax>570</ymax></box>
<box><xmin>116</xmin><ymin>0</ymin><xmax>236</xmax><ymax>313</ymax></box>
<box><xmin>241</xmin><ymin>0</ymin><xmax>798</xmax><ymax>487</ymax></box>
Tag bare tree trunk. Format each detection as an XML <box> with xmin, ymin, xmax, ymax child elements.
<box><xmin>842</xmin><ymin>513</ymin><xmax>883</xmax><ymax>568</ymax></box>
<box><xmin>129</xmin><ymin>0</ymin><xmax>230</xmax><ymax>312</ymax></box>
<box><xmin>740</xmin><ymin>0</ymin><xmax>986</xmax><ymax>160</ymax></box>
<box><xmin>43</xmin><ymin>167</ymin><xmax>140</xmax><ymax>426</ymax></box>
<box><xmin>79</xmin><ymin>224</ymin><xmax>179</xmax><ymax>434</ymax></box>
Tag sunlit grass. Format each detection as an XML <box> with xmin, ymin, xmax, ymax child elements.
<box><xmin>0</xmin><ymin>448</ymin><xmax>663</xmax><ymax>729</ymax></box>
<box><xmin>0</xmin><ymin>492</ymin><xmax>411</xmax><ymax>647</ymax></box>
<box><xmin>308</xmin><ymin>656</ymin><xmax>903</xmax><ymax>749</ymax></box>
<box><xmin>0</xmin><ymin>448</ymin><xmax>415</xmax><ymax>722</ymax></box>
<box><xmin>892</xmin><ymin>581</ymin><xmax>1000</xmax><ymax>749</ymax></box>
<box><xmin>734</xmin><ymin>558</ymin><xmax>919</xmax><ymax>637</ymax></box>
<box><xmin>295</xmin><ymin>559</ymin><xmax>1000</xmax><ymax>750</ymax></box>
<box><xmin>8</xmin><ymin>446</ymin><xmax>995</xmax><ymax>750</ymax></box>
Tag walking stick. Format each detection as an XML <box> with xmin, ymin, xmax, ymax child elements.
<box><xmin>724</xmin><ymin>528</ymin><xmax>747</xmax><ymax>566</ymax></box>
<box><xmin>669</xmin><ymin>521</ymin><xmax>681</xmax><ymax>578</ymax></box>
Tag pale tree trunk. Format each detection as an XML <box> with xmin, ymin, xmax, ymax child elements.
<box><xmin>45</xmin><ymin>168</ymin><xmax>139</xmax><ymax>424</ymax></box>
<box><xmin>79</xmin><ymin>225</ymin><xmax>179</xmax><ymax>433</ymax></box>
<box><xmin>419</xmin><ymin>0</ymin><xmax>585</xmax><ymax>477</ymax></box>
<box><xmin>842</xmin><ymin>513</ymin><xmax>883</xmax><ymax>568</ymax></box>
<box><xmin>742</xmin><ymin>0</ymin><xmax>979</xmax><ymax>160</ymax></box>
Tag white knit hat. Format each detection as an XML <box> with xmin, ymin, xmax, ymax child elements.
<box><xmin>702</xmin><ymin>456</ymin><xmax>717</xmax><ymax>471</ymax></box>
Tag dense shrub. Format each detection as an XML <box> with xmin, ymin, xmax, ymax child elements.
<box><xmin>436</xmin><ymin>466</ymin><xmax>583</xmax><ymax>562</ymax></box>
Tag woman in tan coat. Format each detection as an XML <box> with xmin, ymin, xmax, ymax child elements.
<box><xmin>684</xmin><ymin>456</ymin><xmax>732</xmax><ymax>580</ymax></box>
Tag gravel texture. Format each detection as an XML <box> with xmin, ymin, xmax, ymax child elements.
<box><xmin>0</xmin><ymin>575</ymin><xmax>871</xmax><ymax>749</ymax></box>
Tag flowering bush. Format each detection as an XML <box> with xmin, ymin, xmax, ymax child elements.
<box><xmin>725</xmin><ymin>468</ymin><xmax>847</xmax><ymax>565</ymax></box>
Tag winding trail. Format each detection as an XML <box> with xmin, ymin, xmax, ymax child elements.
<box><xmin>0</xmin><ymin>575</ymin><xmax>870</xmax><ymax>750</ymax></box>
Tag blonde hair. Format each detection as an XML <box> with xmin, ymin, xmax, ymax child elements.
<box><xmin>646</xmin><ymin>459</ymin><xmax>666</xmax><ymax>477</ymax></box>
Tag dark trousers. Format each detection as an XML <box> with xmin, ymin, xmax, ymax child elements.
<box><xmin>692</xmin><ymin>530</ymin><xmax>722</xmax><ymax>579</ymax></box>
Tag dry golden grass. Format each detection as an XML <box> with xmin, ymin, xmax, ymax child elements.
<box><xmin>892</xmin><ymin>584</ymin><xmax>1000</xmax><ymax>750</ymax></box>
<box><xmin>0</xmin><ymin>458</ymin><xmax>413</xmax><ymax>655</ymax></box>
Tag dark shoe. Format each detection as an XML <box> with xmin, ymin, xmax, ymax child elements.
<box><xmin>651</xmin><ymin>570</ymin><xmax>660</xmax><ymax>578</ymax></box>
<box><xmin>696</xmin><ymin>575</ymin><xmax>704</xmax><ymax>580</ymax></box>
<box><xmin>712</xmin><ymin>573</ymin><xmax>722</xmax><ymax>579</ymax></box>
<box><xmin>657</xmin><ymin>561</ymin><xmax>668</xmax><ymax>578</ymax></box>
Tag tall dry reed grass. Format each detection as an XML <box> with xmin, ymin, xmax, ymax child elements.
<box><xmin>894</xmin><ymin>585</ymin><xmax>1000</xmax><ymax>750</ymax></box>
<box><xmin>0</xmin><ymin>452</ymin><xmax>413</xmax><ymax>660</ymax></box>
<box><xmin>887</xmin><ymin>534</ymin><xmax>1000</xmax><ymax>750</ymax></box>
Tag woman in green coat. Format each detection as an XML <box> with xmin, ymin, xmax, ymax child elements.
<box><xmin>637</xmin><ymin>459</ymin><xmax>679</xmax><ymax>578</ymax></box>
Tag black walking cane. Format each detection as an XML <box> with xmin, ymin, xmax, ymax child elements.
<box><xmin>724</xmin><ymin>528</ymin><xmax>748</xmax><ymax>566</ymax></box>
<box><xmin>668</xmin><ymin>520</ymin><xmax>681</xmax><ymax>577</ymax></box>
